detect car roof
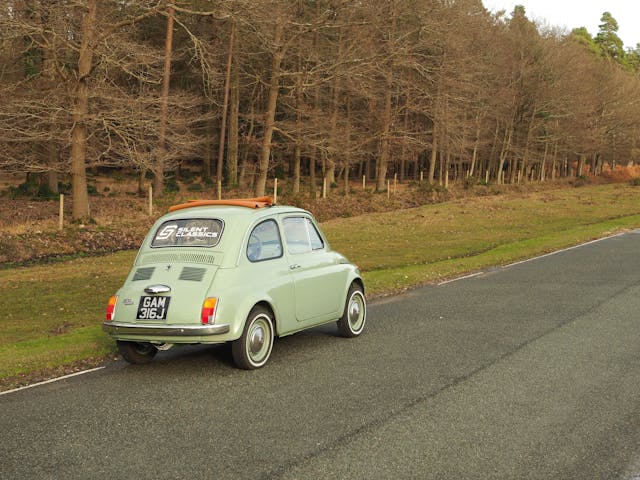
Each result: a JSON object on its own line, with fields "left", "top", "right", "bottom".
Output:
{"left": 165, "top": 197, "right": 309, "bottom": 219}
{"left": 157, "top": 203, "right": 312, "bottom": 229}
{"left": 169, "top": 196, "right": 274, "bottom": 212}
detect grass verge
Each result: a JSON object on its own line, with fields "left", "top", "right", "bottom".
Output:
{"left": 2, "top": 183, "right": 640, "bottom": 390}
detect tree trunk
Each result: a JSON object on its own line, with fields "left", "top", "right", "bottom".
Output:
{"left": 44, "top": 142, "right": 59, "bottom": 194}
{"left": 485, "top": 119, "right": 499, "bottom": 182}
{"left": 595, "top": 154, "right": 603, "bottom": 175}
{"left": 400, "top": 89, "right": 409, "bottom": 183}
{"left": 308, "top": 3, "right": 320, "bottom": 198}
{"left": 444, "top": 151, "right": 450, "bottom": 189}
{"left": 155, "top": 1, "right": 175, "bottom": 197}
{"left": 41, "top": 25, "right": 59, "bottom": 195}
{"left": 70, "top": 0, "right": 98, "bottom": 220}
{"left": 577, "top": 154, "right": 585, "bottom": 177}
{"left": 428, "top": 122, "right": 437, "bottom": 184}
{"left": 217, "top": 20, "right": 235, "bottom": 195}
{"left": 519, "top": 109, "right": 536, "bottom": 183}
{"left": 293, "top": 50, "right": 302, "bottom": 194}
{"left": 438, "top": 144, "right": 444, "bottom": 186}
{"left": 497, "top": 119, "right": 514, "bottom": 185}
{"left": 469, "top": 111, "right": 482, "bottom": 178}
{"left": 327, "top": 27, "right": 343, "bottom": 188}
{"left": 203, "top": 117, "right": 214, "bottom": 180}
{"left": 255, "top": 23, "right": 284, "bottom": 197}
{"left": 439, "top": 98, "right": 449, "bottom": 187}
{"left": 308, "top": 81, "right": 319, "bottom": 198}
{"left": 227, "top": 46, "right": 239, "bottom": 188}
{"left": 551, "top": 140, "right": 558, "bottom": 180}
{"left": 540, "top": 138, "right": 549, "bottom": 182}
{"left": 326, "top": 80, "right": 340, "bottom": 186}
{"left": 344, "top": 96, "right": 351, "bottom": 196}
{"left": 239, "top": 100, "right": 255, "bottom": 190}
{"left": 375, "top": 74, "right": 393, "bottom": 192}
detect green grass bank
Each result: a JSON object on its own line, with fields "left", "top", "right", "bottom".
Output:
{"left": 2, "top": 183, "right": 640, "bottom": 389}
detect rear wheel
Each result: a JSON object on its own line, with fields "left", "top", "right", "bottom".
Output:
{"left": 117, "top": 340, "right": 158, "bottom": 364}
{"left": 337, "top": 284, "right": 366, "bottom": 338}
{"left": 232, "top": 306, "right": 274, "bottom": 370}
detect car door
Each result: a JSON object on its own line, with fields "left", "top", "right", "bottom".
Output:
{"left": 242, "top": 218, "right": 297, "bottom": 332}
{"left": 281, "top": 215, "right": 346, "bottom": 323}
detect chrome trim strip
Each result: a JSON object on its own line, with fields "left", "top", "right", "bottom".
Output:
{"left": 102, "top": 322, "right": 230, "bottom": 336}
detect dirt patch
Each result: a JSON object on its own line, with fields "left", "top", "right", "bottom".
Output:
{"left": 0, "top": 195, "right": 153, "bottom": 266}
{"left": 0, "top": 175, "right": 603, "bottom": 266}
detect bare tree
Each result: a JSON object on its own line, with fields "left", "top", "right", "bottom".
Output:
{"left": 1, "top": 0, "right": 640, "bottom": 207}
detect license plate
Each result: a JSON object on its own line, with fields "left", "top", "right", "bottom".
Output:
{"left": 137, "top": 296, "right": 171, "bottom": 320}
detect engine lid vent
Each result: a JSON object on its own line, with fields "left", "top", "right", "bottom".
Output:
{"left": 132, "top": 267, "right": 155, "bottom": 281}
{"left": 179, "top": 267, "right": 206, "bottom": 282}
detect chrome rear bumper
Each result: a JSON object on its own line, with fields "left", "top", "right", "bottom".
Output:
{"left": 102, "top": 321, "right": 230, "bottom": 336}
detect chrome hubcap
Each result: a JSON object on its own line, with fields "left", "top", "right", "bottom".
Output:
{"left": 348, "top": 292, "right": 365, "bottom": 330}
{"left": 249, "top": 325, "right": 265, "bottom": 354}
{"left": 247, "top": 314, "right": 272, "bottom": 363}
{"left": 349, "top": 302, "right": 361, "bottom": 323}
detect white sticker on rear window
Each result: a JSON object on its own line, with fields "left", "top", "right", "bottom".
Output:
{"left": 151, "top": 219, "right": 223, "bottom": 248}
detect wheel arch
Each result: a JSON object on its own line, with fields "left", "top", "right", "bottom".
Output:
{"left": 351, "top": 277, "right": 365, "bottom": 294}
{"left": 337, "top": 275, "right": 365, "bottom": 319}
{"left": 252, "top": 300, "right": 279, "bottom": 337}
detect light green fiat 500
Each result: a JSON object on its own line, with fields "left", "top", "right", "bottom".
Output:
{"left": 103, "top": 197, "right": 366, "bottom": 369}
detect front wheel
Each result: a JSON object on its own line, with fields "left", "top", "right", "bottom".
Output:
{"left": 117, "top": 340, "right": 158, "bottom": 364}
{"left": 337, "top": 284, "right": 366, "bottom": 338}
{"left": 232, "top": 306, "right": 275, "bottom": 369}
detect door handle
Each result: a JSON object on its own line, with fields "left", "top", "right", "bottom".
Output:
{"left": 289, "top": 264, "right": 301, "bottom": 270}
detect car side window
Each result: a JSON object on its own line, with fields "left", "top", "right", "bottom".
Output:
{"left": 247, "top": 219, "right": 283, "bottom": 262}
{"left": 283, "top": 217, "right": 324, "bottom": 255}
{"left": 306, "top": 218, "right": 324, "bottom": 251}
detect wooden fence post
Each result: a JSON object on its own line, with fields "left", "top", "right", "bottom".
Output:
{"left": 148, "top": 185, "right": 153, "bottom": 216}
{"left": 274, "top": 178, "right": 278, "bottom": 204}
{"left": 58, "top": 194, "right": 64, "bottom": 230}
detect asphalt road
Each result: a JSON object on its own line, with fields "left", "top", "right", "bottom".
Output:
{"left": 2, "top": 231, "right": 640, "bottom": 480}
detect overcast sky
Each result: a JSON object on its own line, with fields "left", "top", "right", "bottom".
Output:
{"left": 482, "top": 0, "right": 640, "bottom": 49}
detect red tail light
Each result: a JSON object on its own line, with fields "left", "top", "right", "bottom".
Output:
{"left": 201, "top": 298, "right": 218, "bottom": 325}
{"left": 106, "top": 296, "right": 118, "bottom": 321}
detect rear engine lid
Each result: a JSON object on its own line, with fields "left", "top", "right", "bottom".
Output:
{"left": 116, "top": 261, "right": 219, "bottom": 325}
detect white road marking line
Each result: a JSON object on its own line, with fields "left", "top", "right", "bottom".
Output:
{"left": 502, "top": 232, "right": 626, "bottom": 269}
{"left": 437, "top": 272, "right": 483, "bottom": 286}
{"left": 0, "top": 366, "right": 105, "bottom": 396}
{"left": 437, "top": 231, "right": 628, "bottom": 286}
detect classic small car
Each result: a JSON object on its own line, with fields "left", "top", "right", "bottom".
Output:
{"left": 103, "top": 196, "right": 366, "bottom": 369}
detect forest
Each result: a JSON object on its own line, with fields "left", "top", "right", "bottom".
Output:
{"left": 1, "top": 0, "right": 639, "bottom": 220}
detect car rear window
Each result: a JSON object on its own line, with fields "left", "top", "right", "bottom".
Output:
{"left": 151, "top": 219, "right": 224, "bottom": 248}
